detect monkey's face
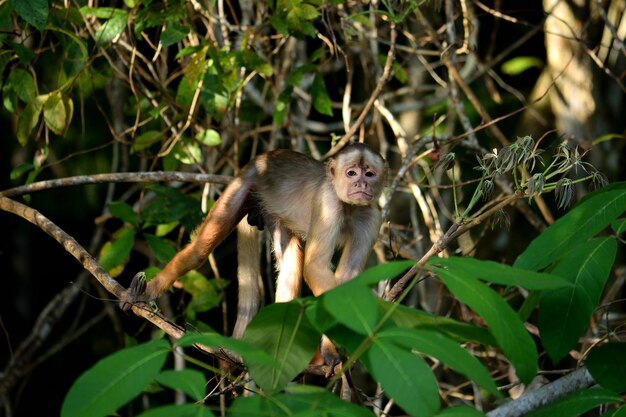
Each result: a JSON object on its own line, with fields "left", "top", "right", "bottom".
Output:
{"left": 329, "top": 148, "right": 386, "bottom": 206}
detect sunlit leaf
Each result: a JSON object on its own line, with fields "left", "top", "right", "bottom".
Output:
{"left": 431, "top": 257, "right": 571, "bottom": 290}
{"left": 43, "top": 92, "right": 67, "bottom": 135}
{"left": 99, "top": 226, "right": 136, "bottom": 276}
{"left": 515, "top": 182, "right": 626, "bottom": 271}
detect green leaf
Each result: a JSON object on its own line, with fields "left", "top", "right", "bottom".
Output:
{"left": 362, "top": 335, "right": 440, "bottom": 417}
{"left": 144, "top": 234, "right": 176, "bottom": 263}
{"left": 177, "top": 332, "right": 281, "bottom": 370}
{"left": 61, "top": 339, "right": 169, "bottom": 417}
{"left": 141, "top": 184, "right": 203, "bottom": 231}
{"left": 43, "top": 92, "right": 67, "bottom": 135}
{"left": 229, "top": 390, "right": 375, "bottom": 417}
{"left": 525, "top": 387, "right": 622, "bottom": 417}
{"left": 10, "top": 162, "right": 34, "bottom": 180}
{"left": 501, "top": 56, "right": 543, "bottom": 76}
{"left": 16, "top": 97, "right": 44, "bottom": 146}
{"left": 179, "top": 272, "right": 223, "bottom": 319}
{"left": 515, "top": 182, "right": 626, "bottom": 271}
{"left": 7, "top": 68, "right": 35, "bottom": 103}
{"left": 539, "top": 237, "right": 617, "bottom": 362}
{"left": 382, "top": 301, "right": 496, "bottom": 346}
{"left": 273, "top": 86, "right": 293, "bottom": 125}
{"left": 428, "top": 263, "right": 538, "bottom": 384}
{"left": 431, "top": 257, "right": 571, "bottom": 290}
{"left": 132, "top": 130, "right": 163, "bottom": 153}
{"left": 98, "top": 226, "right": 136, "bottom": 276}
{"left": 242, "top": 302, "right": 320, "bottom": 392}
{"left": 435, "top": 405, "right": 487, "bottom": 417}
{"left": 311, "top": 73, "right": 332, "bottom": 116}
{"left": 612, "top": 218, "right": 626, "bottom": 235}
{"left": 95, "top": 12, "right": 128, "bottom": 47}
{"left": 323, "top": 283, "right": 377, "bottom": 335}
{"left": 321, "top": 260, "right": 412, "bottom": 335}
{"left": 136, "top": 404, "right": 215, "bottom": 417}
{"left": 195, "top": 129, "right": 221, "bottom": 147}
{"left": 11, "top": 0, "right": 48, "bottom": 31}
{"left": 155, "top": 369, "right": 206, "bottom": 401}
{"left": 108, "top": 201, "right": 138, "bottom": 226}
{"left": 79, "top": 6, "right": 128, "bottom": 19}
{"left": 586, "top": 342, "right": 626, "bottom": 392}
{"left": 381, "top": 327, "right": 499, "bottom": 395}
{"left": 160, "top": 24, "right": 188, "bottom": 47}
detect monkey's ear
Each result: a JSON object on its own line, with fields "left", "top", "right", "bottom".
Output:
{"left": 326, "top": 158, "right": 337, "bottom": 178}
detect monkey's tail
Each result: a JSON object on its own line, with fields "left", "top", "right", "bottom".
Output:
{"left": 232, "top": 218, "right": 262, "bottom": 339}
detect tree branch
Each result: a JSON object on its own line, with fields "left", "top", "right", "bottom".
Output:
{"left": 487, "top": 368, "right": 595, "bottom": 417}
{"left": 0, "top": 172, "right": 232, "bottom": 198}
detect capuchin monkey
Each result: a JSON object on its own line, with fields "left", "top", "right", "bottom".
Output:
{"left": 120, "top": 143, "right": 387, "bottom": 372}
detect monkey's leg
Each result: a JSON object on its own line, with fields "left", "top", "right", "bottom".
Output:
{"left": 274, "top": 230, "right": 303, "bottom": 303}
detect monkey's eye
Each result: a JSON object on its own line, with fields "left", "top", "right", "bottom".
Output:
{"left": 346, "top": 170, "right": 358, "bottom": 177}
{"left": 365, "top": 171, "right": 376, "bottom": 178}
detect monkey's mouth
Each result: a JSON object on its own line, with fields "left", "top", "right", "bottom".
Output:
{"left": 350, "top": 191, "right": 373, "bottom": 200}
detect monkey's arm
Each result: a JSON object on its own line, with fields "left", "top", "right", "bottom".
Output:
{"left": 335, "top": 207, "right": 381, "bottom": 283}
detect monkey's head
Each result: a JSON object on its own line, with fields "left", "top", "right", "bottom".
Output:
{"left": 327, "top": 143, "right": 387, "bottom": 206}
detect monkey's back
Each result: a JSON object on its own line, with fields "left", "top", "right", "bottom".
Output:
{"left": 249, "top": 150, "right": 340, "bottom": 236}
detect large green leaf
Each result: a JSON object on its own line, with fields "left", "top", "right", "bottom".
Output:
{"left": 428, "top": 264, "right": 538, "bottom": 383}
{"left": 585, "top": 342, "right": 626, "bottom": 392}
{"left": 229, "top": 387, "right": 375, "bottom": 417}
{"left": 136, "top": 404, "right": 215, "bottom": 417}
{"left": 242, "top": 302, "right": 320, "bottom": 392}
{"left": 525, "top": 387, "right": 622, "bottom": 417}
{"left": 61, "top": 339, "right": 169, "bottom": 417}
{"left": 362, "top": 335, "right": 440, "bottom": 417}
{"left": 381, "top": 301, "right": 496, "bottom": 346}
{"left": 431, "top": 257, "right": 571, "bottom": 289}
{"left": 434, "top": 406, "right": 487, "bottom": 417}
{"left": 380, "top": 328, "right": 499, "bottom": 396}
{"left": 515, "top": 182, "right": 626, "bottom": 271}
{"left": 10, "top": 0, "right": 48, "bottom": 31}
{"left": 155, "top": 369, "right": 206, "bottom": 401}
{"left": 539, "top": 237, "right": 617, "bottom": 362}
{"left": 323, "top": 283, "right": 377, "bottom": 335}
{"left": 321, "top": 261, "right": 412, "bottom": 335}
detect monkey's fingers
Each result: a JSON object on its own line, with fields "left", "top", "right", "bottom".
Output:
{"left": 119, "top": 272, "right": 148, "bottom": 312}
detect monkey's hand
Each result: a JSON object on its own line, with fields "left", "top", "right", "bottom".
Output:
{"left": 320, "top": 335, "right": 341, "bottom": 378}
{"left": 119, "top": 272, "right": 148, "bottom": 312}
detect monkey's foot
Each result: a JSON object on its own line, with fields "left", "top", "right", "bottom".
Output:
{"left": 119, "top": 272, "right": 147, "bottom": 312}
{"left": 320, "top": 335, "right": 342, "bottom": 378}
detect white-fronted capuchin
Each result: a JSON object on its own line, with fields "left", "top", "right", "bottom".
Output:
{"left": 120, "top": 143, "right": 387, "bottom": 371}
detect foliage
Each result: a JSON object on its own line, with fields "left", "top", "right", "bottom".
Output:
{"left": 1, "top": 0, "right": 625, "bottom": 416}
{"left": 62, "top": 184, "right": 625, "bottom": 416}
